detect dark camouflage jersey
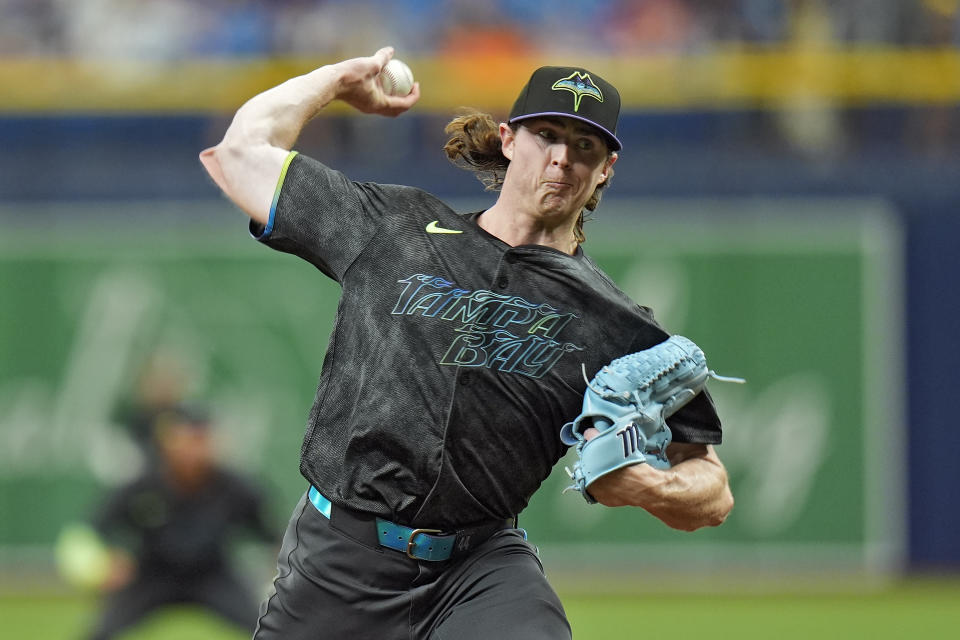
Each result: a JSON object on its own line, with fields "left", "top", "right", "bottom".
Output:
{"left": 252, "top": 152, "right": 721, "bottom": 529}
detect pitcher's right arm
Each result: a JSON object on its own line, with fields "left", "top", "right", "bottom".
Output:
{"left": 199, "top": 46, "right": 420, "bottom": 225}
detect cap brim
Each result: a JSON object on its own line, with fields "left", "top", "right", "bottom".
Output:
{"left": 509, "top": 112, "right": 622, "bottom": 151}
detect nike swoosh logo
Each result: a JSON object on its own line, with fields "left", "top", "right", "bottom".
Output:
{"left": 425, "top": 220, "right": 463, "bottom": 234}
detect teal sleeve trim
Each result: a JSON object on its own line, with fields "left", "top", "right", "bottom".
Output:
{"left": 254, "top": 150, "right": 298, "bottom": 239}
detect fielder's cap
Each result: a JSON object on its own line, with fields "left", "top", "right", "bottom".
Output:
{"left": 509, "top": 66, "right": 622, "bottom": 151}
{"left": 154, "top": 403, "right": 211, "bottom": 432}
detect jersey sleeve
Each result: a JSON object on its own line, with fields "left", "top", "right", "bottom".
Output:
{"left": 249, "top": 151, "right": 400, "bottom": 282}
{"left": 229, "top": 473, "right": 278, "bottom": 543}
{"left": 89, "top": 482, "right": 138, "bottom": 551}
{"left": 626, "top": 316, "right": 723, "bottom": 445}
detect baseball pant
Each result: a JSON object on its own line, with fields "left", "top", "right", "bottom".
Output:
{"left": 85, "top": 569, "right": 259, "bottom": 640}
{"left": 254, "top": 491, "right": 571, "bottom": 640}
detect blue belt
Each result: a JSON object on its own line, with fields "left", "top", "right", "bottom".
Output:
{"left": 308, "top": 486, "right": 513, "bottom": 562}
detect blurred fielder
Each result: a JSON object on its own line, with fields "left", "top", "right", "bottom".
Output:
{"left": 69, "top": 405, "right": 276, "bottom": 640}
{"left": 200, "top": 46, "right": 733, "bottom": 639}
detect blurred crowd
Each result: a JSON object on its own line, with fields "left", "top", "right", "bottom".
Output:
{"left": 2, "top": 0, "right": 959, "bottom": 59}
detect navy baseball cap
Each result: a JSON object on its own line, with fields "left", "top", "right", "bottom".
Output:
{"left": 509, "top": 66, "right": 622, "bottom": 151}
{"left": 155, "top": 403, "right": 211, "bottom": 431}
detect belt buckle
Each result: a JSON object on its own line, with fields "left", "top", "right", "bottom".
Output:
{"left": 405, "top": 528, "right": 442, "bottom": 559}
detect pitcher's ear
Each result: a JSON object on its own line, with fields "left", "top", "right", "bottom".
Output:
{"left": 500, "top": 123, "right": 516, "bottom": 161}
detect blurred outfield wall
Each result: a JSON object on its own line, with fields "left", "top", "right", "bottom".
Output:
{"left": 0, "top": 197, "right": 903, "bottom": 579}
{"left": 1, "top": 50, "right": 959, "bottom": 573}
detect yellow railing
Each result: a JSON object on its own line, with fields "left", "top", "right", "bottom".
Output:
{"left": 2, "top": 48, "right": 958, "bottom": 113}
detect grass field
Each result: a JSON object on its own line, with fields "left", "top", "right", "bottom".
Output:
{"left": 4, "top": 579, "right": 960, "bottom": 639}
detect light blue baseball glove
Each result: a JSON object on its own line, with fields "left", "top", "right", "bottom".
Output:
{"left": 561, "top": 335, "right": 743, "bottom": 503}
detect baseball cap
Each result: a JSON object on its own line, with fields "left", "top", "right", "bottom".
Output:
{"left": 509, "top": 66, "right": 622, "bottom": 151}
{"left": 154, "top": 403, "right": 211, "bottom": 432}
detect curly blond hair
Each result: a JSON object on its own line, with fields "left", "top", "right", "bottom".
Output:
{"left": 443, "top": 110, "right": 614, "bottom": 244}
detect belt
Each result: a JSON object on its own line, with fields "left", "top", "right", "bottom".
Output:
{"left": 308, "top": 486, "right": 514, "bottom": 562}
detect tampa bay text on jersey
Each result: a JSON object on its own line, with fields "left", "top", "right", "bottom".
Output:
{"left": 392, "top": 274, "right": 582, "bottom": 379}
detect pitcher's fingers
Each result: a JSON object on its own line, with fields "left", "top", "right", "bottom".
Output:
{"left": 372, "top": 46, "right": 395, "bottom": 70}
{"left": 382, "top": 82, "right": 420, "bottom": 115}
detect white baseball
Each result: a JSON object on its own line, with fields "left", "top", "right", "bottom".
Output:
{"left": 378, "top": 59, "right": 415, "bottom": 97}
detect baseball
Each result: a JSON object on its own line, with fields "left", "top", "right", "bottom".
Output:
{"left": 379, "top": 58, "right": 415, "bottom": 97}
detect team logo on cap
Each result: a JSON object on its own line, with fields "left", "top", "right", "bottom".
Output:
{"left": 551, "top": 71, "right": 603, "bottom": 112}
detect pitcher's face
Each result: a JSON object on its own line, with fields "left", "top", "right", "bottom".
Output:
{"left": 500, "top": 117, "right": 615, "bottom": 223}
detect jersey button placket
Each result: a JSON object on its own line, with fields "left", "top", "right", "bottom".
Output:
{"left": 498, "top": 252, "right": 516, "bottom": 289}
